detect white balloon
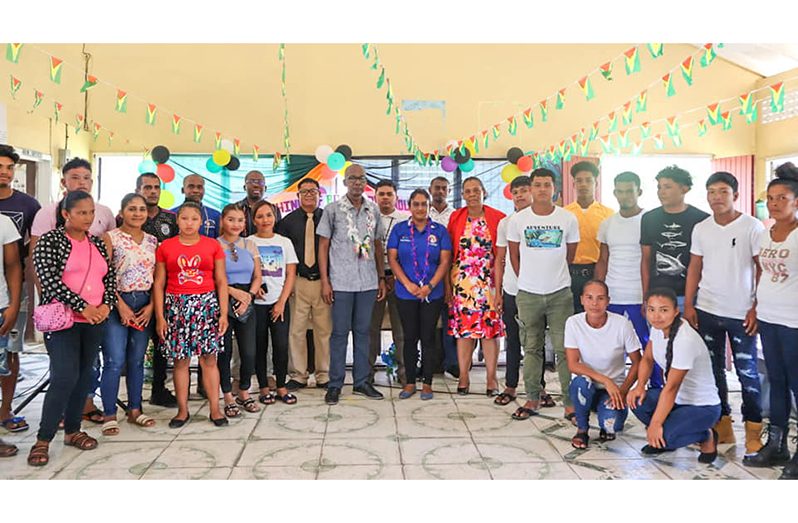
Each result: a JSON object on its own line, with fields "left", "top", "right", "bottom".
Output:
{"left": 315, "top": 144, "right": 334, "bottom": 163}
{"left": 221, "top": 139, "right": 235, "bottom": 152}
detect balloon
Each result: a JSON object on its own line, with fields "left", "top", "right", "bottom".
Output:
{"left": 454, "top": 147, "right": 471, "bottom": 164}
{"left": 441, "top": 156, "right": 457, "bottom": 172}
{"left": 151, "top": 145, "right": 170, "bottom": 164}
{"left": 501, "top": 163, "right": 521, "bottom": 183}
{"left": 327, "top": 152, "right": 345, "bottom": 171}
{"left": 158, "top": 189, "right": 175, "bottom": 208}
{"left": 503, "top": 184, "right": 513, "bottom": 200}
{"left": 338, "top": 160, "right": 352, "bottom": 174}
{"left": 226, "top": 156, "right": 240, "bottom": 171}
{"left": 517, "top": 155, "right": 533, "bottom": 172}
{"left": 212, "top": 149, "right": 231, "bottom": 167}
{"left": 156, "top": 163, "right": 175, "bottom": 183}
{"left": 335, "top": 144, "right": 353, "bottom": 161}
{"left": 206, "top": 157, "right": 223, "bottom": 173}
{"left": 315, "top": 144, "right": 334, "bottom": 163}
{"left": 138, "top": 160, "right": 157, "bottom": 174}
{"left": 506, "top": 147, "right": 524, "bottom": 164}
{"left": 459, "top": 158, "right": 475, "bottom": 172}
{"left": 321, "top": 166, "right": 338, "bottom": 180}
{"left": 464, "top": 140, "right": 476, "bottom": 156}
{"left": 220, "top": 139, "right": 235, "bottom": 152}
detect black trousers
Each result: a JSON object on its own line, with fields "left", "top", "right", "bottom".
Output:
{"left": 569, "top": 263, "right": 595, "bottom": 314}
{"left": 396, "top": 298, "right": 443, "bottom": 385}
{"left": 218, "top": 311, "right": 258, "bottom": 393}
{"left": 255, "top": 303, "right": 290, "bottom": 389}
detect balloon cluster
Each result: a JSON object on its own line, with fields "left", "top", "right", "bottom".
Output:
{"left": 501, "top": 147, "right": 534, "bottom": 200}
{"left": 440, "top": 139, "right": 475, "bottom": 173}
{"left": 206, "top": 142, "right": 241, "bottom": 174}
{"left": 315, "top": 144, "right": 353, "bottom": 180}
{"left": 138, "top": 145, "right": 176, "bottom": 208}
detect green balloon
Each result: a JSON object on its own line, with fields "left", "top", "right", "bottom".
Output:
{"left": 206, "top": 157, "right": 223, "bottom": 173}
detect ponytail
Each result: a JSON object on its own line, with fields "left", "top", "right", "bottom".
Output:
{"left": 664, "top": 313, "right": 682, "bottom": 380}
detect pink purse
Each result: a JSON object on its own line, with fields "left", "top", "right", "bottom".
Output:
{"left": 33, "top": 241, "right": 93, "bottom": 333}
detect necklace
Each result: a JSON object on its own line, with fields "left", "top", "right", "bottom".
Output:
{"left": 409, "top": 218, "right": 432, "bottom": 301}
{"left": 343, "top": 197, "right": 375, "bottom": 259}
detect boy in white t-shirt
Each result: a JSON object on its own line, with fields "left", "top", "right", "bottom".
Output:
{"left": 565, "top": 280, "right": 642, "bottom": 449}
{"left": 0, "top": 212, "right": 22, "bottom": 448}
{"left": 684, "top": 171, "right": 765, "bottom": 454}
{"left": 507, "top": 168, "right": 580, "bottom": 422}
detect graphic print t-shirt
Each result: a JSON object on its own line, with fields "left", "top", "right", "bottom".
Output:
{"left": 248, "top": 234, "right": 298, "bottom": 305}
{"left": 506, "top": 206, "right": 580, "bottom": 295}
{"left": 156, "top": 236, "right": 225, "bottom": 295}
{"left": 640, "top": 205, "right": 708, "bottom": 296}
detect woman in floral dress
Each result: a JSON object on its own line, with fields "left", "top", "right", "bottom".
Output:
{"left": 447, "top": 177, "right": 506, "bottom": 396}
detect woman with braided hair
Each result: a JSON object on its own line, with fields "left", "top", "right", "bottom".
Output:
{"left": 627, "top": 287, "right": 721, "bottom": 463}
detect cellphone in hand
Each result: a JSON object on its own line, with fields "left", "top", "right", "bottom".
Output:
{"left": 127, "top": 319, "right": 145, "bottom": 331}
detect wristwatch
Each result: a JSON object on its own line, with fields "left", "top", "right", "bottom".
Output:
{"left": 426, "top": 283, "right": 434, "bottom": 291}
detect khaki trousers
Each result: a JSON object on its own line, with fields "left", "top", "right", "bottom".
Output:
{"left": 287, "top": 277, "right": 331, "bottom": 385}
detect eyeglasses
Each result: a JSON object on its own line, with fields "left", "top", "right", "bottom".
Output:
{"left": 347, "top": 176, "right": 367, "bottom": 184}
{"left": 299, "top": 189, "right": 319, "bottom": 196}
{"left": 246, "top": 180, "right": 266, "bottom": 187}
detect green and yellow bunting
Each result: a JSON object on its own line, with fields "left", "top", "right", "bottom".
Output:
{"left": 252, "top": 145, "right": 259, "bottom": 162}
{"left": 492, "top": 123, "right": 501, "bottom": 140}
{"left": 589, "top": 121, "right": 600, "bottom": 141}
{"left": 482, "top": 130, "right": 490, "bottom": 149}
{"left": 607, "top": 111, "right": 618, "bottom": 133}
{"left": 79, "top": 75, "right": 98, "bottom": 93}
{"left": 5, "top": 44, "right": 23, "bottom": 63}
{"left": 721, "top": 111, "right": 732, "bottom": 131}
{"left": 636, "top": 90, "right": 648, "bottom": 113}
{"left": 770, "top": 82, "right": 785, "bottom": 113}
{"left": 738, "top": 91, "right": 755, "bottom": 115}
{"left": 599, "top": 135, "right": 613, "bottom": 154}
{"left": 273, "top": 152, "right": 282, "bottom": 171}
{"left": 624, "top": 47, "right": 641, "bottom": 75}
{"left": 622, "top": 101, "right": 633, "bottom": 125}
{"left": 700, "top": 44, "right": 716, "bottom": 67}
{"left": 641, "top": 121, "right": 652, "bottom": 138}
{"left": 92, "top": 122, "right": 101, "bottom": 141}
{"left": 32, "top": 89, "right": 44, "bottom": 110}
{"left": 697, "top": 119, "right": 708, "bottom": 137}
{"left": 746, "top": 105, "right": 759, "bottom": 124}
{"left": 617, "top": 129, "right": 630, "bottom": 149}
{"left": 539, "top": 100, "right": 549, "bottom": 122}
{"left": 53, "top": 101, "right": 62, "bottom": 123}
{"left": 680, "top": 56, "right": 694, "bottom": 86}
{"left": 9, "top": 75, "right": 21, "bottom": 99}
{"left": 394, "top": 107, "right": 401, "bottom": 135}
{"left": 507, "top": 116, "right": 518, "bottom": 136}
{"left": 647, "top": 43, "right": 664, "bottom": 58}
{"left": 522, "top": 107, "right": 534, "bottom": 128}
{"left": 145, "top": 104, "right": 157, "bottom": 126}
{"left": 234, "top": 138, "right": 241, "bottom": 156}
{"left": 49, "top": 56, "right": 63, "bottom": 84}
{"left": 171, "top": 114, "right": 182, "bottom": 135}
{"left": 578, "top": 76, "right": 594, "bottom": 100}
{"left": 662, "top": 73, "right": 676, "bottom": 97}
{"left": 654, "top": 134, "right": 665, "bottom": 149}
{"left": 361, "top": 44, "right": 370, "bottom": 58}
{"left": 214, "top": 132, "right": 222, "bottom": 150}
{"left": 115, "top": 90, "right": 127, "bottom": 113}
{"left": 376, "top": 67, "right": 385, "bottom": 89}
{"left": 569, "top": 133, "right": 579, "bottom": 155}
{"left": 193, "top": 124, "right": 203, "bottom": 143}
{"left": 108, "top": 131, "right": 114, "bottom": 147}
{"left": 74, "top": 113, "right": 84, "bottom": 133}
{"left": 666, "top": 116, "right": 682, "bottom": 146}
{"left": 579, "top": 139, "right": 590, "bottom": 157}
{"left": 555, "top": 88, "right": 566, "bottom": 110}
{"left": 599, "top": 61, "right": 613, "bottom": 81}
{"left": 631, "top": 140, "right": 644, "bottom": 155}
{"left": 706, "top": 102, "right": 721, "bottom": 125}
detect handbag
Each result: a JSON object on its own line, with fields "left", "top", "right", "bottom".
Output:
{"left": 229, "top": 283, "right": 254, "bottom": 323}
{"left": 33, "top": 239, "right": 94, "bottom": 333}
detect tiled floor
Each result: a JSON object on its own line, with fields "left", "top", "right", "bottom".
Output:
{"left": 0, "top": 352, "right": 792, "bottom": 480}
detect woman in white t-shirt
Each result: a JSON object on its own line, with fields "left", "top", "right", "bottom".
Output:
{"left": 745, "top": 163, "right": 798, "bottom": 479}
{"left": 565, "top": 280, "right": 642, "bottom": 449}
{"left": 248, "top": 201, "right": 298, "bottom": 405}
{"left": 627, "top": 287, "right": 721, "bottom": 463}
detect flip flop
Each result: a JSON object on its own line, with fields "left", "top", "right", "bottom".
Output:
{"left": 127, "top": 414, "right": 156, "bottom": 427}
{"left": 494, "top": 392, "right": 516, "bottom": 406}
{"left": 101, "top": 420, "right": 119, "bottom": 436}
{"left": 1, "top": 416, "right": 29, "bottom": 433}
{"left": 276, "top": 393, "right": 298, "bottom": 405}
{"left": 511, "top": 406, "right": 538, "bottom": 420}
{"left": 235, "top": 397, "right": 260, "bottom": 413}
{"left": 540, "top": 393, "right": 556, "bottom": 408}
{"left": 0, "top": 441, "right": 18, "bottom": 457}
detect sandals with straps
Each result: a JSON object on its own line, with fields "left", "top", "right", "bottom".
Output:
{"left": 27, "top": 443, "right": 49, "bottom": 466}
{"left": 494, "top": 392, "right": 516, "bottom": 406}
{"left": 64, "top": 431, "right": 98, "bottom": 451}
{"left": 235, "top": 397, "right": 260, "bottom": 413}
{"left": 571, "top": 431, "right": 590, "bottom": 449}
{"left": 224, "top": 403, "right": 241, "bottom": 418}
{"left": 101, "top": 420, "right": 119, "bottom": 436}
{"left": 128, "top": 414, "right": 156, "bottom": 427}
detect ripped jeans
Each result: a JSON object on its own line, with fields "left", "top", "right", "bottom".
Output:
{"left": 569, "top": 375, "right": 628, "bottom": 433}
{"left": 696, "top": 309, "right": 762, "bottom": 423}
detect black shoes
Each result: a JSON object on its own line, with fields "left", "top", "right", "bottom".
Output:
{"left": 641, "top": 445, "right": 672, "bottom": 455}
{"left": 353, "top": 382, "right": 384, "bottom": 400}
{"left": 744, "top": 425, "right": 790, "bottom": 467}
{"left": 285, "top": 380, "right": 307, "bottom": 391}
{"left": 325, "top": 387, "right": 341, "bottom": 405}
{"left": 209, "top": 416, "right": 229, "bottom": 427}
{"left": 168, "top": 416, "right": 189, "bottom": 429}
{"left": 149, "top": 389, "right": 178, "bottom": 408}
{"left": 444, "top": 366, "right": 460, "bottom": 379}
{"left": 316, "top": 381, "right": 330, "bottom": 389}
{"left": 698, "top": 429, "right": 719, "bottom": 464}
{"left": 780, "top": 446, "right": 798, "bottom": 480}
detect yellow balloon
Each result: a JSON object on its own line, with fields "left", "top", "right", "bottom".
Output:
{"left": 501, "top": 163, "right": 521, "bottom": 183}
{"left": 212, "top": 149, "right": 231, "bottom": 167}
{"left": 338, "top": 160, "right": 352, "bottom": 175}
{"left": 464, "top": 140, "right": 476, "bottom": 156}
{"left": 159, "top": 190, "right": 175, "bottom": 209}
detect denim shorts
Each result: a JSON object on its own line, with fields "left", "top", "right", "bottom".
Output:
{"left": 0, "top": 296, "right": 28, "bottom": 353}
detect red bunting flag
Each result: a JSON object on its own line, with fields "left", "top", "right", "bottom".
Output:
{"left": 214, "top": 132, "right": 222, "bottom": 149}
{"left": 599, "top": 62, "right": 613, "bottom": 81}
{"left": 706, "top": 102, "right": 721, "bottom": 125}
{"left": 171, "top": 114, "right": 182, "bottom": 135}
{"left": 193, "top": 124, "right": 203, "bottom": 143}
{"left": 522, "top": 107, "right": 534, "bottom": 128}
{"left": 680, "top": 56, "right": 694, "bottom": 86}
{"left": 115, "top": 90, "right": 128, "bottom": 113}
{"left": 253, "top": 145, "right": 260, "bottom": 162}
{"left": 49, "top": 56, "right": 63, "bottom": 84}
{"left": 233, "top": 138, "right": 241, "bottom": 155}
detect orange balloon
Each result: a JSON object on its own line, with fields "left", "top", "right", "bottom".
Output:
{"left": 321, "top": 166, "right": 338, "bottom": 180}
{"left": 503, "top": 183, "right": 513, "bottom": 200}
{"left": 517, "top": 155, "right": 533, "bottom": 172}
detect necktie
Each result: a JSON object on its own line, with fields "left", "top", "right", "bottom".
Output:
{"left": 304, "top": 212, "right": 316, "bottom": 267}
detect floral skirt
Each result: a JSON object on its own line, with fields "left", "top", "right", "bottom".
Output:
{"left": 448, "top": 306, "right": 505, "bottom": 339}
{"left": 162, "top": 291, "right": 222, "bottom": 360}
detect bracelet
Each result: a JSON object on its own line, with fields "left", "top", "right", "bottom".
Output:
{"left": 379, "top": 276, "right": 386, "bottom": 281}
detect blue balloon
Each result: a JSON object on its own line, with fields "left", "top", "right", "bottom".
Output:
{"left": 138, "top": 160, "right": 157, "bottom": 174}
{"left": 327, "top": 152, "right": 345, "bottom": 171}
{"left": 459, "top": 158, "right": 475, "bottom": 172}
{"left": 206, "top": 157, "right": 223, "bottom": 173}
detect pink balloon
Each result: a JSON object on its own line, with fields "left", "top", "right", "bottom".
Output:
{"left": 441, "top": 156, "right": 457, "bottom": 172}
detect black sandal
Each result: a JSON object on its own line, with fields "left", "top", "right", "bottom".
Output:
{"left": 540, "top": 393, "right": 556, "bottom": 408}
{"left": 224, "top": 403, "right": 241, "bottom": 418}
{"left": 511, "top": 406, "right": 538, "bottom": 420}
{"left": 236, "top": 397, "right": 260, "bottom": 413}
{"left": 494, "top": 392, "right": 516, "bottom": 406}
{"left": 571, "top": 431, "right": 590, "bottom": 449}
{"left": 599, "top": 429, "right": 616, "bottom": 442}
{"left": 564, "top": 412, "right": 578, "bottom": 426}
{"left": 259, "top": 392, "right": 276, "bottom": 405}
{"left": 276, "top": 392, "right": 298, "bottom": 405}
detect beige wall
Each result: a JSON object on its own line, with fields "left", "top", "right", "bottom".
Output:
{"left": 754, "top": 67, "right": 798, "bottom": 197}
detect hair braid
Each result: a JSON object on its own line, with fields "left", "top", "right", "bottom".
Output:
{"left": 665, "top": 313, "right": 682, "bottom": 380}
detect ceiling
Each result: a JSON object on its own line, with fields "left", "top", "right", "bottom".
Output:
{"left": 708, "top": 43, "right": 798, "bottom": 76}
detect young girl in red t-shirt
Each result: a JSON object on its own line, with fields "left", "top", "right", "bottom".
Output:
{"left": 153, "top": 201, "right": 229, "bottom": 428}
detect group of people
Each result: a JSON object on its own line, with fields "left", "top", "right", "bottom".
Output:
{"left": 0, "top": 143, "right": 795, "bottom": 480}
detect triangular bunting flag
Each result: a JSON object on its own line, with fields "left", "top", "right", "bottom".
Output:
{"left": 49, "top": 56, "right": 63, "bottom": 84}
{"left": 700, "top": 44, "right": 716, "bottom": 68}
{"left": 32, "top": 89, "right": 44, "bottom": 110}
{"left": 631, "top": 140, "right": 644, "bottom": 155}
{"left": 92, "top": 122, "right": 101, "bottom": 141}
{"left": 9, "top": 75, "right": 21, "bottom": 99}
{"left": 579, "top": 139, "right": 590, "bottom": 157}
{"left": 482, "top": 130, "right": 490, "bottom": 149}
{"left": 214, "top": 132, "right": 222, "bottom": 150}
{"left": 115, "top": 90, "right": 127, "bottom": 113}
{"left": 578, "top": 76, "right": 594, "bottom": 100}
{"left": 376, "top": 67, "right": 385, "bottom": 89}
{"left": 738, "top": 92, "right": 755, "bottom": 115}
{"left": 558, "top": 141, "right": 567, "bottom": 159}
{"left": 721, "top": 111, "right": 733, "bottom": 131}
{"left": 361, "top": 44, "right": 370, "bottom": 58}
{"left": 706, "top": 103, "right": 721, "bottom": 125}
{"left": 569, "top": 134, "right": 579, "bottom": 154}
{"left": 80, "top": 75, "right": 98, "bottom": 93}
{"left": 624, "top": 47, "right": 641, "bottom": 75}
{"left": 697, "top": 119, "right": 708, "bottom": 137}
{"left": 507, "top": 116, "right": 518, "bottom": 136}
{"left": 622, "top": 101, "right": 634, "bottom": 125}
{"left": 641, "top": 121, "right": 652, "bottom": 138}
{"left": 395, "top": 107, "right": 401, "bottom": 135}
{"left": 654, "top": 134, "right": 665, "bottom": 150}
{"left": 647, "top": 43, "right": 664, "bottom": 58}
{"left": 252, "top": 145, "right": 260, "bottom": 162}
{"left": 539, "top": 100, "right": 549, "bottom": 122}
{"left": 5, "top": 44, "right": 23, "bottom": 63}
{"left": 145, "top": 103, "right": 157, "bottom": 126}
{"left": 599, "top": 135, "right": 613, "bottom": 154}
{"left": 193, "top": 124, "right": 203, "bottom": 143}
{"left": 680, "top": 56, "right": 694, "bottom": 86}
{"left": 492, "top": 124, "right": 501, "bottom": 140}
{"left": 555, "top": 89, "right": 566, "bottom": 110}
{"left": 234, "top": 138, "right": 241, "bottom": 156}
{"left": 636, "top": 90, "right": 648, "bottom": 113}
{"left": 171, "top": 114, "right": 182, "bottom": 135}
{"left": 666, "top": 117, "right": 682, "bottom": 146}
{"left": 746, "top": 105, "right": 759, "bottom": 124}
{"left": 273, "top": 152, "right": 282, "bottom": 170}
{"left": 74, "top": 114, "right": 84, "bottom": 133}
{"left": 618, "top": 129, "right": 630, "bottom": 149}
{"left": 473, "top": 136, "right": 480, "bottom": 154}
{"left": 607, "top": 111, "right": 618, "bottom": 133}
{"left": 589, "top": 121, "right": 600, "bottom": 141}
{"left": 770, "top": 82, "right": 785, "bottom": 113}
{"left": 662, "top": 73, "right": 676, "bottom": 97}
{"left": 108, "top": 131, "right": 114, "bottom": 147}
{"left": 53, "top": 101, "right": 62, "bottom": 123}
{"left": 599, "top": 62, "right": 613, "bottom": 81}
{"left": 522, "top": 107, "right": 534, "bottom": 128}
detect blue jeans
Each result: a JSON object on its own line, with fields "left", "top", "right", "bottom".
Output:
{"left": 569, "top": 375, "right": 628, "bottom": 432}
{"left": 329, "top": 290, "right": 377, "bottom": 389}
{"left": 697, "top": 309, "right": 762, "bottom": 422}
{"left": 100, "top": 291, "right": 152, "bottom": 416}
{"left": 758, "top": 320, "right": 798, "bottom": 429}
{"left": 607, "top": 303, "right": 664, "bottom": 389}
{"left": 631, "top": 388, "right": 721, "bottom": 450}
